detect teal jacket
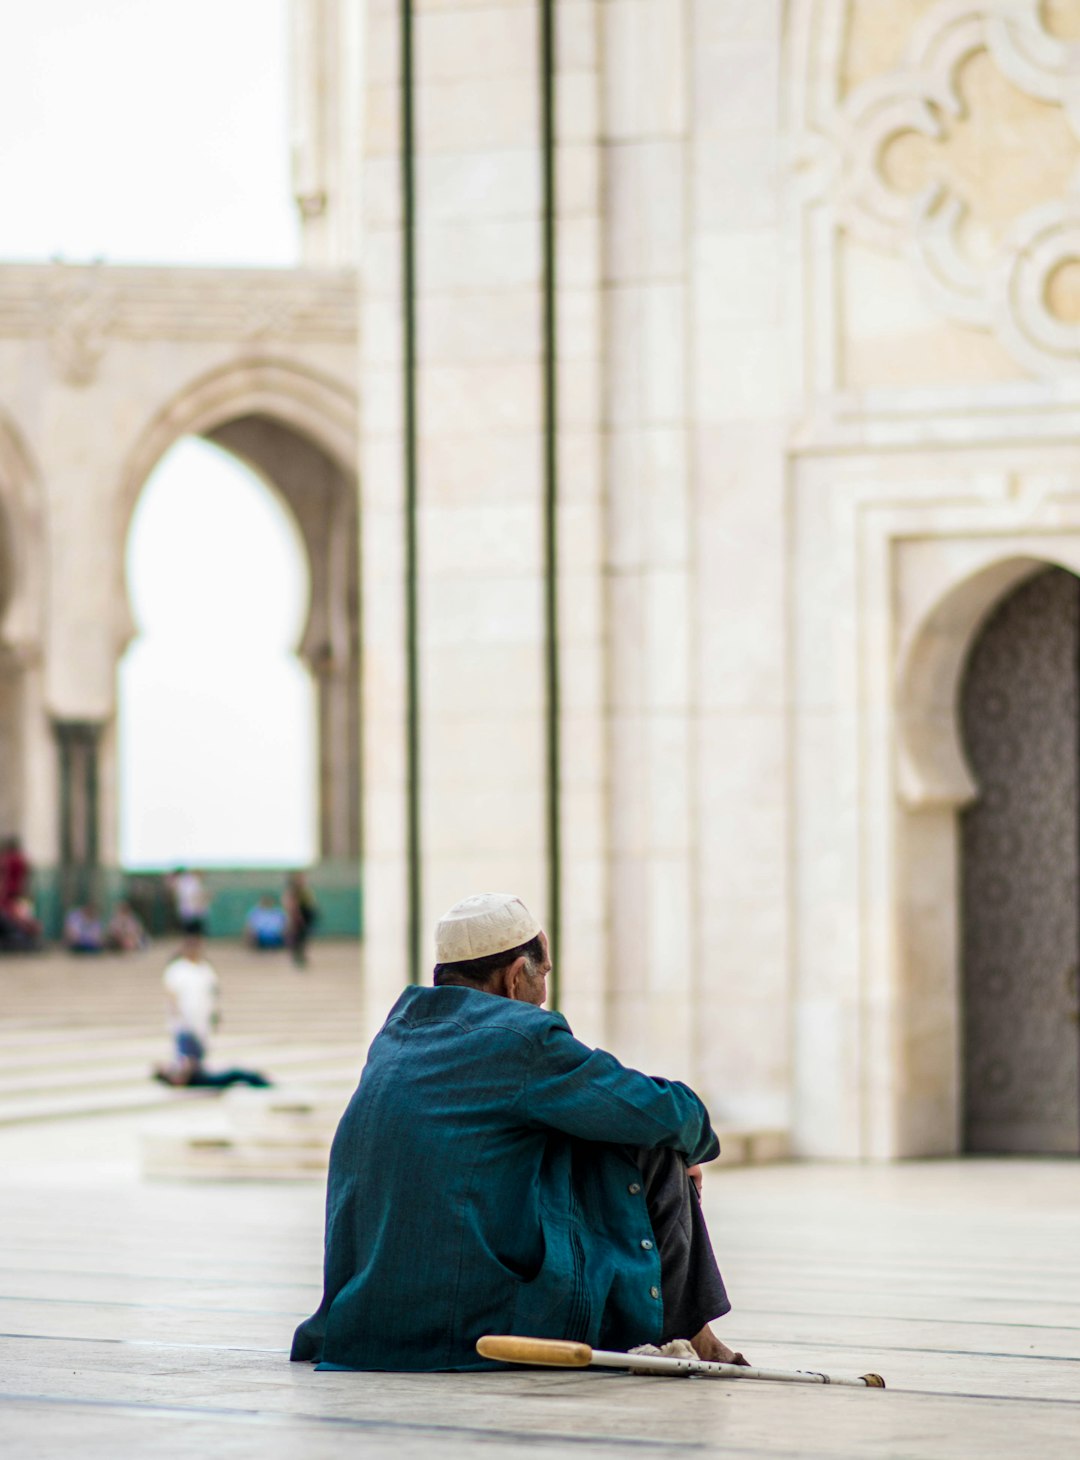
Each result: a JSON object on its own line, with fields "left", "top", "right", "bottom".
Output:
{"left": 291, "top": 985, "right": 719, "bottom": 1371}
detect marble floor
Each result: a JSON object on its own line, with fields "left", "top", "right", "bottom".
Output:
{"left": 1, "top": 1111, "right": 1077, "bottom": 1459}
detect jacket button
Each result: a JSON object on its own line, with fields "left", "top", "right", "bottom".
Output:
{"left": 640, "top": 1239, "right": 654, "bottom": 1250}
{"left": 628, "top": 1182, "right": 641, "bottom": 1195}
{"left": 650, "top": 1286, "right": 660, "bottom": 1299}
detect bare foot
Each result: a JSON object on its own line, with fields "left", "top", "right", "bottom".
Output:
{"left": 691, "top": 1323, "right": 749, "bottom": 1367}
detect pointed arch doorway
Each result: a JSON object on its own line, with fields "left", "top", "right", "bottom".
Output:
{"left": 960, "top": 565, "right": 1080, "bottom": 1153}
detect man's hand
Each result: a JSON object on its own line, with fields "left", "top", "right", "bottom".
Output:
{"left": 686, "top": 1164, "right": 703, "bottom": 1197}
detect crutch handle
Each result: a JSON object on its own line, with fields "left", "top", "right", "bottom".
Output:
{"left": 476, "top": 1335, "right": 593, "bottom": 1368}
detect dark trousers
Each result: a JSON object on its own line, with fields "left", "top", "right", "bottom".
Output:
{"left": 632, "top": 1146, "right": 731, "bottom": 1342}
{"left": 188, "top": 1067, "right": 272, "bottom": 1089}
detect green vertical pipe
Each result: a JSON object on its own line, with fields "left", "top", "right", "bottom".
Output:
{"left": 86, "top": 725, "right": 100, "bottom": 906}
{"left": 57, "top": 724, "right": 72, "bottom": 911}
{"left": 540, "top": 0, "right": 561, "bottom": 1008}
{"left": 401, "top": 0, "right": 422, "bottom": 984}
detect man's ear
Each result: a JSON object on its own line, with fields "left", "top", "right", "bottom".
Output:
{"left": 503, "top": 955, "right": 528, "bottom": 1001}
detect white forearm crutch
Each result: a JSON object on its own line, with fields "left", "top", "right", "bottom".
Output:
{"left": 476, "top": 1336, "right": 886, "bottom": 1388}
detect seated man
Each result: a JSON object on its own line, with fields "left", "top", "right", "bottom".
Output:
{"left": 0, "top": 895, "right": 42, "bottom": 952}
{"left": 64, "top": 903, "right": 104, "bottom": 954}
{"left": 292, "top": 892, "right": 746, "bottom": 1372}
{"left": 154, "top": 933, "right": 270, "bottom": 1090}
{"left": 106, "top": 900, "right": 149, "bottom": 952}
{"left": 244, "top": 896, "right": 287, "bottom": 950}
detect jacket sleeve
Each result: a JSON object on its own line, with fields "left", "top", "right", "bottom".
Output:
{"left": 521, "top": 1018, "right": 720, "bottom": 1164}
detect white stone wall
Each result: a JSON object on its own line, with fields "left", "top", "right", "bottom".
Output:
{"left": 785, "top": 0, "right": 1080, "bottom": 1155}
{"left": 354, "top": 0, "right": 1080, "bottom": 1155}
{"left": 687, "top": 2, "right": 791, "bottom": 1131}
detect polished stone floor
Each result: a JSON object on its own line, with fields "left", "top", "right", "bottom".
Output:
{"left": 1, "top": 1111, "right": 1077, "bottom": 1459}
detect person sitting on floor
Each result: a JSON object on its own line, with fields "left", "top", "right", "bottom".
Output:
{"left": 154, "top": 933, "right": 271, "bottom": 1090}
{"left": 105, "top": 900, "right": 149, "bottom": 952}
{"left": 64, "top": 903, "right": 104, "bottom": 954}
{"left": 0, "top": 895, "right": 43, "bottom": 952}
{"left": 291, "top": 892, "right": 748, "bottom": 1373}
{"left": 244, "top": 896, "right": 287, "bottom": 951}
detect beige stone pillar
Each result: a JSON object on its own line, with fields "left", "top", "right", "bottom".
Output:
{"left": 359, "top": 1, "right": 419, "bottom": 1025}
{"left": 545, "top": 3, "right": 608, "bottom": 1045}
{"left": 411, "top": 3, "right": 551, "bottom": 948}
{"left": 18, "top": 659, "right": 57, "bottom": 867}
{"left": 41, "top": 441, "right": 128, "bottom": 877}
{"left": 688, "top": 2, "right": 790, "bottom": 1129}
{"left": 600, "top": 0, "right": 697, "bottom": 1081}
{"left": 360, "top": 3, "right": 610, "bottom": 1036}
{"left": 291, "top": 0, "right": 364, "bottom": 266}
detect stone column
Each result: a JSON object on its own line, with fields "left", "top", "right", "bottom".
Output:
{"left": 18, "top": 658, "right": 57, "bottom": 868}
{"left": 410, "top": 2, "right": 549, "bottom": 940}
{"left": 54, "top": 719, "right": 104, "bottom": 911}
{"left": 290, "top": 0, "right": 364, "bottom": 265}
{"left": 688, "top": 2, "right": 790, "bottom": 1128}
{"left": 361, "top": 1, "right": 557, "bottom": 1027}
{"left": 600, "top": 0, "right": 697, "bottom": 1082}
{"left": 548, "top": 3, "right": 609, "bottom": 1046}
{"left": 359, "top": 0, "right": 419, "bottom": 1023}
{"left": 310, "top": 652, "right": 361, "bottom": 861}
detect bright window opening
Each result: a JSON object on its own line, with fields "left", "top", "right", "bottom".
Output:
{"left": 119, "top": 437, "right": 317, "bottom": 867}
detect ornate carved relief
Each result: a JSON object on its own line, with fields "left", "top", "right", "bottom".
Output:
{"left": 0, "top": 263, "right": 358, "bottom": 386}
{"left": 43, "top": 269, "right": 116, "bottom": 387}
{"left": 821, "top": 0, "right": 1080, "bottom": 375}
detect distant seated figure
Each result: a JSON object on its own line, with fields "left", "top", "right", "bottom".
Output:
{"left": 154, "top": 934, "right": 271, "bottom": 1090}
{"left": 106, "top": 901, "right": 149, "bottom": 952}
{"left": 245, "top": 896, "right": 287, "bottom": 950}
{"left": 0, "top": 836, "right": 30, "bottom": 906}
{"left": 0, "top": 838, "right": 41, "bottom": 951}
{"left": 64, "top": 903, "right": 104, "bottom": 954}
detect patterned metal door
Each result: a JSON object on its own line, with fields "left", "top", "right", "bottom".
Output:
{"left": 960, "top": 567, "right": 1080, "bottom": 1154}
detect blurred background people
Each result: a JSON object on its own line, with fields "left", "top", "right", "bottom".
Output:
{"left": 64, "top": 903, "right": 105, "bottom": 954}
{"left": 0, "top": 837, "right": 41, "bottom": 950}
{"left": 169, "top": 867, "right": 210, "bottom": 935}
{"left": 284, "top": 871, "right": 317, "bottom": 969}
{"left": 0, "top": 897, "right": 42, "bottom": 951}
{"left": 244, "top": 895, "right": 287, "bottom": 950}
{"left": 0, "top": 837, "right": 30, "bottom": 907}
{"left": 105, "top": 900, "right": 149, "bottom": 952}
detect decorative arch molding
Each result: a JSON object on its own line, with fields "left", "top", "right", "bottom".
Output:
{"left": 889, "top": 533, "right": 1080, "bottom": 1156}
{"left": 0, "top": 408, "right": 46, "bottom": 658}
{"left": 113, "top": 354, "right": 361, "bottom": 863}
{"left": 115, "top": 355, "right": 358, "bottom": 537}
{"left": 896, "top": 553, "right": 1057, "bottom": 808}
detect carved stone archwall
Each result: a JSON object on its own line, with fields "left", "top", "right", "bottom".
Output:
{"left": 794, "top": 0, "right": 1080, "bottom": 393}
{"left": 0, "top": 263, "right": 356, "bottom": 390}
{"left": 0, "top": 261, "right": 358, "bottom": 876}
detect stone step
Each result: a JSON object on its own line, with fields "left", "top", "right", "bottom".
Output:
{"left": 0, "top": 1083, "right": 218, "bottom": 1125}
{"left": 140, "top": 1088, "right": 344, "bottom": 1180}
{"left": 142, "top": 1135, "right": 332, "bottom": 1182}
{"left": 0, "top": 1048, "right": 360, "bottom": 1100}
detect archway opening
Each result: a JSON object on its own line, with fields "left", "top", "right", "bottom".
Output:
{"left": 959, "top": 564, "right": 1080, "bottom": 1154}
{"left": 118, "top": 436, "right": 317, "bottom": 868}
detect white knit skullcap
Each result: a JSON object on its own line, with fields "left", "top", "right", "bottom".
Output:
{"left": 435, "top": 892, "right": 541, "bottom": 963}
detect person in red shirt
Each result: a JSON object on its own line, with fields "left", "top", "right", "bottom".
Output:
{"left": 0, "top": 837, "right": 29, "bottom": 906}
{"left": 0, "top": 837, "right": 40, "bottom": 951}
